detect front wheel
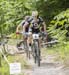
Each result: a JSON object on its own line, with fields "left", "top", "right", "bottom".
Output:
{"left": 17, "top": 41, "right": 25, "bottom": 50}
{"left": 34, "top": 40, "right": 40, "bottom": 66}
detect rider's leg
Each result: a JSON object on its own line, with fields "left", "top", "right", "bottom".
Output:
{"left": 17, "top": 34, "right": 23, "bottom": 47}
{"left": 27, "top": 32, "right": 33, "bottom": 51}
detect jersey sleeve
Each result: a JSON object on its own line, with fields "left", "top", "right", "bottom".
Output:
{"left": 39, "top": 17, "right": 44, "bottom": 23}
{"left": 27, "top": 17, "right": 33, "bottom": 23}
{"left": 19, "top": 20, "right": 25, "bottom": 26}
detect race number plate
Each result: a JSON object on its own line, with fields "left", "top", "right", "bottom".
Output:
{"left": 33, "top": 34, "right": 39, "bottom": 39}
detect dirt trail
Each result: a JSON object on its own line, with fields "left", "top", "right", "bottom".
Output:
{"left": 3, "top": 44, "right": 69, "bottom": 75}
{"left": 22, "top": 54, "right": 69, "bottom": 75}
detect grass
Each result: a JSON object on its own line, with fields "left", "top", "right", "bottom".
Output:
{"left": 0, "top": 54, "right": 31, "bottom": 75}
{"left": 0, "top": 39, "right": 32, "bottom": 75}
{"left": 0, "top": 56, "right": 9, "bottom": 75}
{"left": 42, "top": 42, "right": 69, "bottom": 65}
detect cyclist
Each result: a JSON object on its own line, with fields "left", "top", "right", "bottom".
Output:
{"left": 16, "top": 16, "right": 30, "bottom": 34}
{"left": 23, "top": 11, "right": 47, "bottom": 49}
{"left": 16, "top": 16, "right": 30, "bottom": 48}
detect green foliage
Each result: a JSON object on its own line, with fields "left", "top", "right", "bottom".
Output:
{"left": 48, "top": 9, "right": 69, "bottom": 41}
{"left": 0, "top": 0, "right": 31, "bottom": 35}
{"left": 0, "top": 0, "right": 69, "bottom": 35}
{"left": 33, "top": 0, "right": 69, "bottom": 25}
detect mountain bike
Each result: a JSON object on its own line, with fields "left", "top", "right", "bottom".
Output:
{"left": 32, "top": 33, "right": 41, "bottom": 66}
{"left": 16, "top": 32, "right": 31, "bottom": 59}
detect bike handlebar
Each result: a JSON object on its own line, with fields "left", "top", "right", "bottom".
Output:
{"left": 16, "top": 32, "right": 31, "bottom": 36}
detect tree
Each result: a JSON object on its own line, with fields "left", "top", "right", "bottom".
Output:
{"left": 48, "top": 9, "right": 69, "bottom": 41}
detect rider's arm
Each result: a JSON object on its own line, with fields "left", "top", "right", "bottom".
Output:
{"left": 39, "top": 17, "right": 47, "bottom": 32}
{"left": 42, "top": 21, "right": 46, "bottom": 32}
{"left": 22, "top": 21, "right": 29, "bottom": 33}
{"left": 16, "top": 24, "right": 21, "bottom": 32}
{"left": 22, "top": 17, "right": 32, "bottom": 33}
{"left": 16, "top": 20, "right": 25, "bottom": 32}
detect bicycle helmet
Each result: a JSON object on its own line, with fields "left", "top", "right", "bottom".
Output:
{"left": 32, "top": 11, "right": 38, "bottom": 17}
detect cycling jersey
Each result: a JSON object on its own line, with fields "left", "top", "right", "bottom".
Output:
{"left": 20, "top": 20, "right": 29, "bottom": 32}
{"left": 20, "top": 20, "right": 25, "bottom": 26}
{"left": 27, "top": 16, "right": 44, "bottom": 33}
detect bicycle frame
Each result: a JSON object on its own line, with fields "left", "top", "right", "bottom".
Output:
{"left": 32, "top": 33, "right": 41, "bottom": 66}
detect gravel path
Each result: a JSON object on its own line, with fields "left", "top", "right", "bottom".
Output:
{"left": 21, "top": 54, "right": 69, "bottom": 75}
{"left": 2, "top": 44, "right": 69, "bottom": 75}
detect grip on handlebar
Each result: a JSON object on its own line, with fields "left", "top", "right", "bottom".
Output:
{"left": 16, "top": 32, "right": 20, "bottom": 34}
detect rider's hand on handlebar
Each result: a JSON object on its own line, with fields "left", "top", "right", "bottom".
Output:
{"left": 16, "top": 32, "right": 20, "bottom": 34}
